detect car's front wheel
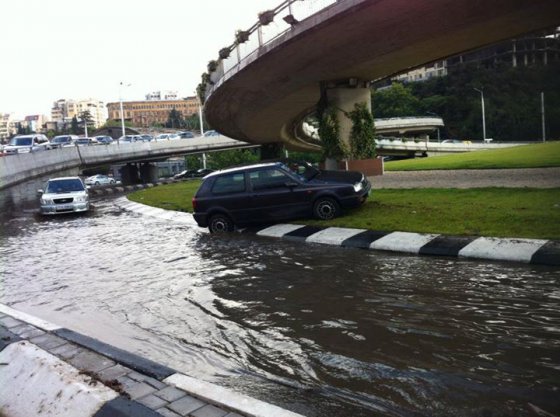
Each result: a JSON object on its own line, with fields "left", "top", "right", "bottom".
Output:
{"left": 95, "top": 181, "right": 100, "bottom": 186}
{"left": 208, "top": 213, "right": 234, "bottom": 233}
{"left": 313, "top": 197, "right": 340, "bottom": 220}
{"left": 110, "top": 180, "right": 115, "bottom": 184}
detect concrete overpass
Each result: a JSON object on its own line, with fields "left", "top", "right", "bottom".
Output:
{"left": 0, "top": 136, "right": 253, "bottom": 190}
{"left": 203, "top": 0, "right": 560, "bottom": 151}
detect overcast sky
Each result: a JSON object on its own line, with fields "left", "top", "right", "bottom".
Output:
{"left": 1, "top": 0, "right": 280, "bottom": 118}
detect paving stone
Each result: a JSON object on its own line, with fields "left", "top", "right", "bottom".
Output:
{"left": 143, "top": 375, "right": 167, "bottom": 390}
{"left": 29, "top": 333, "right": 67, "bottom": 350}
{"left": 97, "top": 364, "right": 132, "bottom": 381}
{"left": 127, "top": 370, "right": 147, "bottom": 382}
{"left": 168, "top": 395, "right": 206, "bottom": 416}
{"left": 155, "top": 386, "right": 187, "bottom": 402}
{"left": 9, "top": 324, "right": 45, "bottom": 339}
{"left": 156, "top": 408, "right": 183, "bottom": 417}
{"left": 191, "top": 404, "right": 229, "bottom": 417}
{"left": 137, "top": 394, "right": 169, "bottom": 410}
{"left": 117, "top": 375, "right": 157, "bottom": 400}
{"left": 50, "top": 343, "right": 82, "bottom": 360}
{"left": 224, "top": 413, "right": 244, "bottom": 417}
{"left": 68, "top": 349, "right": 115, "bottom": 373}
{"left": 0, "top": 316, "right": 23, "bottom": 328}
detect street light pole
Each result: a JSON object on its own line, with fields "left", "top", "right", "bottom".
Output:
{"left": 119, "top": 82, "right": 131, "bottom": 143}
{"left": 541, "top": 91, "right": 546, "bottom": 142}
{"left": 474, "top": 87, "right": 486, "bottom": 141}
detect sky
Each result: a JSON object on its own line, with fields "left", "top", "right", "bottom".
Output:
{"left": 1, "top": 0, "right": 280, "bottom": 118}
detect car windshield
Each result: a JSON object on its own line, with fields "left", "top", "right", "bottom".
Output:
{"left": 46, "top": 179, "right": 85, "bottom": 193}
{"left": 9, "top": 137, "right": 32, "bottom": 146}
{"left": 52, "top": 136, "right": 69, "bottom": 143}
{"left": 281, "top": 161, "right": 319, "bottom": 181}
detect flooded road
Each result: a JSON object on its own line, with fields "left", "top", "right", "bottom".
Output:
{"left": 0, "top": 193, "right": 559, "bottom": 416}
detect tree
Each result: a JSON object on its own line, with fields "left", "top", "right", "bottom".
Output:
{"left": 372, "top": 83, "right": 421, "bottom": 118}
{"left": 166, "top": 108, "right": 183, "bottom": 129}
{"left": 71, "top": 116, "right": 79, "bottom": 134}
{"left": 207, "top": 149, "right": 259, "bottom": 170}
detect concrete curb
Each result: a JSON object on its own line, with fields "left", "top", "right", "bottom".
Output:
{"left": 0, "top": 304, "right": 305, "bottom": 417}
{"left": 115, "top": 197, "right": 559, "bottom": 266}
{"left": 90, "top": 178, "right": 192, "bottom": 197}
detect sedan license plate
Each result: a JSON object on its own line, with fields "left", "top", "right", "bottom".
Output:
{"left": 56, "top": 204, "right": 74, "bottom": 211}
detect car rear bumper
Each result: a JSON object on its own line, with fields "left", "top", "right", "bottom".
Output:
{"left": 193, "top": 213, "right": 208, "bottom": 227}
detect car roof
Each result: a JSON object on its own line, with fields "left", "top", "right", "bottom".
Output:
{"left": 48, "top": 176, "right": 82, "bottom": 181}
{"left": 203, "top": 162, "right": 283, "bottom": 179}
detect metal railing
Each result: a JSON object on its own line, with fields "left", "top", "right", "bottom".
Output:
{"left": 204, "top": 0, "right": 338, "bottom": 99}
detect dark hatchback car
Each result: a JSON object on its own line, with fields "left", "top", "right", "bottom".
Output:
{"left": 192, "top": 161, "right": 371, "bottom": 233}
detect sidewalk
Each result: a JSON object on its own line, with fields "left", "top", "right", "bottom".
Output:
{"left": 0, "top": 304, "right": 304, "bottom": 417}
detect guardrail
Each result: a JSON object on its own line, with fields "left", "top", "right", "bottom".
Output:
{"left": 202, "top": 0, "right": 337, "bottom": 99}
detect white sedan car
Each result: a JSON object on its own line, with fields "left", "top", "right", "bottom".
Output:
{"left": 85, "top": 175, "right": 116, "bottom": 186}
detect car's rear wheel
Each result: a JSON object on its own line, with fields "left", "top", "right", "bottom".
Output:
{"left": 208, "top": 213, "right": 234, "bottom": 233}
{"left": 95, "top": 181, "right": 100, "bottom": 185}
{"left": 313, "top": 197, "right": 340, "bottom": 220}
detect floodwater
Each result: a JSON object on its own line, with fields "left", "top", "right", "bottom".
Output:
{"left": 0, "top": 193, "right": 558, "bottom": 417}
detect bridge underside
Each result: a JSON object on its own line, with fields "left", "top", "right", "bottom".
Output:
{"left": 204, "top": 0, "right": 560, "bottom": 151}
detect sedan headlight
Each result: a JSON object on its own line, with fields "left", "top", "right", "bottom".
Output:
{"left": 40, "top": 198, "right": 53, "bottom": 205}
{"left": 353, "top": 182, "right": 363, "bottom": 193}
{"left": 75, "top": 195, "right": 89, "bottom": 203}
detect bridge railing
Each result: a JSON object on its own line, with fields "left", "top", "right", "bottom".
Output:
{"left": 208, "top": 0, "right": 337, "bottom": 97}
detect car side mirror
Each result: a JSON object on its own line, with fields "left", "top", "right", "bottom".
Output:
{"left": 37, "top": 189, "right": 44, "bottom": 195}
{"left": 86, "top": 185, "right": 91, "bottom": 190}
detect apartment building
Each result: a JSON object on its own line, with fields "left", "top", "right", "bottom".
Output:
{"left": 0, "top": 113, "right": 13, "bottom": 141}
{"left": 51, "top": 98, "right": 108, "bottom": 128}
{"left": 106, "top": 96, "right": 199, "bottom": 127}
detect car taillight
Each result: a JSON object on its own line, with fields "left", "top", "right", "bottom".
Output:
{"left": 192, "top": 197, "right": 197, "bottom": 211}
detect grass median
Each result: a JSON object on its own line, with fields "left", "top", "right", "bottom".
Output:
{"left": 385, "top": 141, "right": 560, "bottom": 171}
{"left": 128, "top": 181, "right": 560, "bottom": 240}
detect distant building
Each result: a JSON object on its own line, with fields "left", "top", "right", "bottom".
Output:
{"left": 51, "top": 98, "right": 107, "bottom": 128}
{"left": 24, "top": 114, "right": 49, "bottom": 133}
{"left": 0, "top": 113, "right": 13, "bottom": 141}
{"left": 145, "top": 90, "right": 179, "bottom": 101}
{"left": 393, "top": 28, "right": 560, "bottom": 82}
{"left": 106, "top": 97, "right": 199, "bottom": 128}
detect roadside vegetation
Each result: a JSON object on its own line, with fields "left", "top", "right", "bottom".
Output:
{"left": 129, "top": 182, "right": 560, "bottom": 239}
{"left": 385, "top": 141, "right": 560, "bottom": 171}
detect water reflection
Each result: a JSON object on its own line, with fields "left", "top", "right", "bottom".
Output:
{"left": 0, "top": 199, "right": 558, "bottom": 417}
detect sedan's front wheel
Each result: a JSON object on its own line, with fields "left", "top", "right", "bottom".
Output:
{"left": 208, "top": 213, "right": 234, "bottom": 233}
{"left": 313, "top": 197, "right": 340, "bottom": 220}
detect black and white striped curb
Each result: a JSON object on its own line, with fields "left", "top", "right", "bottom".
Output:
{"left": 116, "top": 197, "right": 559, "bottom": 266}
{"left": 0, "top": 304, "right": 305, "bottom": 417}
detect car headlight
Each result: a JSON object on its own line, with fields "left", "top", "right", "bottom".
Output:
{"left": 75, "top": 195, "right": 88, "bottom": 203}
{"left": 353, "top": 182, "right": 363, "bottom": 193}
{"left": 40, "top": 198, "right": 53, "bottom": 205}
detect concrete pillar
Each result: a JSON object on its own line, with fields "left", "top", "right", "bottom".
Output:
{"left": 139, "top": 162, "right": 158, "bottom": 184}
{"left": 120, "top": 163, "right": 140, "bottom": 185}
{"left": 325, "top": 83, "right": 371, "bottom": 150}
{"left": 260, "top": 143, "right": 284, "bottom": 160}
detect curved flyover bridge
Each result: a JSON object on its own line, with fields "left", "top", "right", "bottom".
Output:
{"left": 203, "top": 0, "right": 560, "bottom": 151}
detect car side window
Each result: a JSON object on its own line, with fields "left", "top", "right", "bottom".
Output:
{"left": 211, "top": 173, "right": 245, "bottom": 195}
{"left": 250, "top": 168, "right": 291, "bottom": 190}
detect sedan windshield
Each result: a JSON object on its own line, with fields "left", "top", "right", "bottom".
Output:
{"left": 52, "top": 136, "right": 70, "bottom": 143}
{"left": 9, "top": 137, "right": 32, "bottom": 146}
{"left": 46, "top": 179, "right": 85, "bottom": 193}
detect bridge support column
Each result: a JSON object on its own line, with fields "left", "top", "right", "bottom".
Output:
{"left": 139, "top": 163, "right": 158, "bottom": 184}
{"left": 260, "top": 143, "right": 284, "bottom": 160}
{"left": 325, "top": 81, "right": 372, "bottom": 151}
{"left": 120, "top": 163, "right": 140, "bottom": 185}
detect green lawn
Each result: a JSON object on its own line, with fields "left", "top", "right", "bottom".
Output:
{"left": 385, "top": 141, "right": 560, "bottom": 171}
{"left": 128, "top": 182, "right": 560, "bottom": 239}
